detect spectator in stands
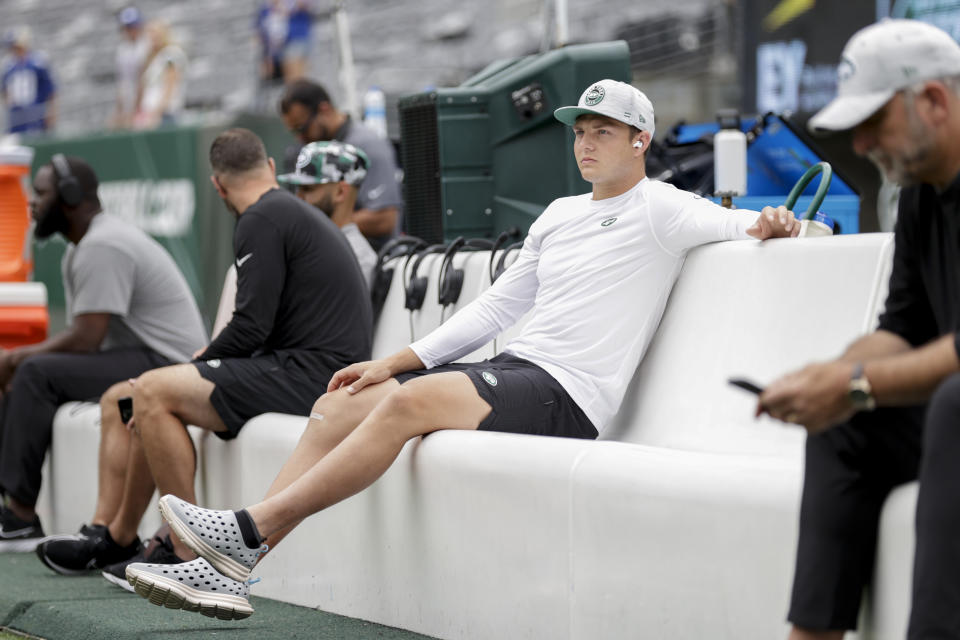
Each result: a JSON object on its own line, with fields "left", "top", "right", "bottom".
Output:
{"left": 133, "top": 20, "right": 186, "bottom": 129}
{"left": 255, "top": 0, "right": 312, "bottom": 88}
{"left": 277, "top": 140, "right": 377, "bottom": 287}
{"left": 35, "top": 128, "right": 372, "bottom": 580}
{"left": 0, "top": 155, "right": 207, "bottom": 552}
{"left": 280, "top": 79, "right": 402, "bottom": 251}
{"left": 125, "top": 80, "right": 799, "bottom": 619}
{"left": 753, "top": 20, "right": 960, "bottom": 640}
{"left": 1, "top": 27, "right": 56, "bottom": 135}
{"left": 111, "top": 7, "right": 149, "bottom": 130}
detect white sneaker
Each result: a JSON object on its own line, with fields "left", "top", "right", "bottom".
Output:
{"left": 126, "top": 556, "right": 254, "bottom": 620}
{"left": 158, "top": 494, "right": 265, "bottom": 583}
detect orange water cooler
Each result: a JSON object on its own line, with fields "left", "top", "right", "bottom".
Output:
{"left": 0, "top": 146, "right": 48, "bottom": 348}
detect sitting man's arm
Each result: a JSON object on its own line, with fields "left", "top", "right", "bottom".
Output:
{"left": 328, "top": 347, "right": 425, "bottom": 394}
{"left": 759, "top": 332, "right": 958, "bottom": 433}
{"left": 0, "top": 312, "right": 110, "bottom": 387}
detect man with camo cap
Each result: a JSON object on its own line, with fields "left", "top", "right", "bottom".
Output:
{"left": 278, "top": 141, "right": 377, "bottom": 287}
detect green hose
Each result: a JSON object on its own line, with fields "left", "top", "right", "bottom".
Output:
{"left": 783, "top": 161, "right": 833, "bottom": 220}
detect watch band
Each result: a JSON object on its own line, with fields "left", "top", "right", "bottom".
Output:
{"left": 849, "top": 363, "right": 877, "bottom": 411}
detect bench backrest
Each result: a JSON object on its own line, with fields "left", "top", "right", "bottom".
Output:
{"left": 603, "top": 233, "right": 894, "bottom": 456}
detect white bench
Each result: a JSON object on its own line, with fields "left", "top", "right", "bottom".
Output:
{"left": 39, "top": 233, "right": 915, "bottom": 639}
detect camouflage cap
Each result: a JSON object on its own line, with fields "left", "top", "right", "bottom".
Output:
{"left": 277, "top": 140, "right": 369, "bottom": 187}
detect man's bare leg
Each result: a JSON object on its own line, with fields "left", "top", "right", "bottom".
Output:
{"left": 105, "top": 431, "right": 157, "bottom": 547}
{"left": 788, "top": 627, "right": 843, "bottom": 640}
{"left": 248, "top": 372, "right": 490, "bottom": 539}
{"left": 91, "top": 381, "right": 135, "bottom": 526}
{"left": 133, "top": 364, "right": 226, "bottom": 558}
{"left": 258, "top": 379, "right": 401, "bottom": 550}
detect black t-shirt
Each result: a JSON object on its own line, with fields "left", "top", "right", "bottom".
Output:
{"left": 200, "top": 188, "right": 372, "bottom": 370}
{"left": 877, "top": 175, "right": 960, "bottom": 359}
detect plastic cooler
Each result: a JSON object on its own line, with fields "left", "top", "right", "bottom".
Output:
{"left": 0, "top": 146, "right": 47, "bottom": 347}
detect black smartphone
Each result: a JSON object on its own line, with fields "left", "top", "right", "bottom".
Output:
{"left": 118, "top": 396, "right": 133, "bottom": 423}
{"left": 728, "top": 378, "right": 764, "bottom": 395}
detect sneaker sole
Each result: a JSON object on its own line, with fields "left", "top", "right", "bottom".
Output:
{"left": 158, "top": 496, "right": 250, "bottom": 583}
{"left": 102, "top": 569, "right": 136, "bottom": 593}
{"left": 126, "top": 566, "right": 253, "bottom": 620}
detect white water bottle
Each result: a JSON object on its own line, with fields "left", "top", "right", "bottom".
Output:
{"left": 363, "top": 86, "right": 388, "bottom": 138}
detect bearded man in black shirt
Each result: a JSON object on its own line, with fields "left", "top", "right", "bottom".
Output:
{"left": 756, "top": 20, "right": 960, "bottom": 640}
{"left": 36, "top": 128, "right": 372, "bottom": 576}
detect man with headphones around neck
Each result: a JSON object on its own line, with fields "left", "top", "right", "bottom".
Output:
{"left": 0, "top": 154, "right": 207, "bottom": 552}
{"left": 126, "top": 79, "right": 801, "bottom": 619}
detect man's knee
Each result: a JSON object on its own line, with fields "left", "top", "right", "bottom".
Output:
{"left": 132, "top": 367, "right": 177, "bottom": 414}
{"left": 100, "top": 380, "right": 133, "bottom": 410}
{"left": 378, "top": 385, "right": 429, "bottom": 427}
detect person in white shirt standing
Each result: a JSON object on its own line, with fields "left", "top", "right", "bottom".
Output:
{"left": 125, "top": 79, "right": 800, "bottom": 620}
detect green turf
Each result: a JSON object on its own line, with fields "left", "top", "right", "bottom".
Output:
{"left": 0, "top": 553, "right": 436, "bottom": 639}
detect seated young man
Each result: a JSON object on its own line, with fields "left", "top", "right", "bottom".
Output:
{"left": 125, "top": 79, "right": 800, "bottom": 619}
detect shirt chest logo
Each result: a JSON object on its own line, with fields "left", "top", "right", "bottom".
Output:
{"left": 600, "top": 217, "right": 618, "bottom": 227}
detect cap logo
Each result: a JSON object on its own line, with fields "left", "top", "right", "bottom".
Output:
{"left": 837, "top": 56, "right": 856, "bottom": 83}
{"left": 584, "top": 84, "right": 605, "bottom": 106}
{"left": 482, "top": 371, "right": 498, "bottom": 386}
{"left": 295, "top": 148, "right": 312, "bottom": 173}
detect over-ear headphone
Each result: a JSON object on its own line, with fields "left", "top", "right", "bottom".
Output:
{"left": 51, "top": 154, "right": 82, "bottom": 207}
{"left": 370, "top": 236, "right": 426, "bottom": 320}
{"left": 404, "top": 244, "right": 446, "bottom": 311}
{"left": 487, "top": 227, "right": 521, "bottom": 284}
{"left": 492, "top": 241, "right": 523, "bottom": 283}
{"left": 438, "top": 237, "right": 495, "bottom": 307}
{"left": 633, "top": 140, "right": 643, "bottom": 149}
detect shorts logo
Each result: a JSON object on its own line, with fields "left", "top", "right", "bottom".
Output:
{"left": 482, "top": 371, "right": 498, "bottom": 387}
{"left": 207, "top": 359, "right": 221, "bottom": 368}
{"left": 584, "top": 84, "right": 605, "bottom": 106}
{"left": 601, "top": 217, "right": 617, "bottom": 227}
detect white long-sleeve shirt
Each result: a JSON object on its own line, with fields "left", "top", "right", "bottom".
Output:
{"left": 410, "top": 178, "right": 760, "bottom": 433}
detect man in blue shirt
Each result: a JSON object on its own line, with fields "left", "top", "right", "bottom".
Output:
{"left": 2, "top": 28, "right": 56, "bottom": 134}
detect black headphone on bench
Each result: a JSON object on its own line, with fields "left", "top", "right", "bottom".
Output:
{"left": 491, "top": 241, "right": 524, "bottom": 283}
{"left": 487, "top": 227, "right": 521, "bottom": 284}
{"left": 437, "top": 236, "right": 496, "bottom": 307}
{"left": 50, "top": 154, "right": 83, "bottom": 207}
{"left": 404, "top": 243, "right": 448, "bottom": 311}
{"left": 370, "top": 236, "right": 426, "bottom": 320}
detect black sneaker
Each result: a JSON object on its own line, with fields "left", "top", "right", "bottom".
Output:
{"left": 0, "top": 505, "right": 45, "bottom": 552}
{"left": 35, "top": 525, "right": 140, "bottom": 575}
{"left": 102, "top": 534, "right": 183, "bottom": 593}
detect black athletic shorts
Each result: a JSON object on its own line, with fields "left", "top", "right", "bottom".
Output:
{"left": 194, "top": 350, "right": 336, "bottom": 440}
{"left": 394, "top": 353, "right": 597, "bottom": 439}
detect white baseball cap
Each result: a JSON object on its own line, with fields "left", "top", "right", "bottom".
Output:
{"left": 810, "top": 19, "right": 960, "bottom": 133}
{"left": 554, "top": 79, "right": 655, "bottom": 138}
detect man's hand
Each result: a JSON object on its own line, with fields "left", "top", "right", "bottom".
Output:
{"left": 758, "top": 360, "right": 856, "bottom": 434}
{"left": 328, "top": 359, "right": 394, "bottom": 394}
{"left": 747, "top": 206, "right": 800, "bottom": 239}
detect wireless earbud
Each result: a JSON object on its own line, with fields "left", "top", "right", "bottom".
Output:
{"left": 633, "top": 141, "right": 643, "bottom": 149}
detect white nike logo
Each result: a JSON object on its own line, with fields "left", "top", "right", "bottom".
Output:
{"left": 236, "top": 253, "right": 253, "bottom": 268}
{"left": 0, "top": 525, "right": 35, "bottom": 538}
{"left": 366, "top": 184, "right": 386, "bottom": 201}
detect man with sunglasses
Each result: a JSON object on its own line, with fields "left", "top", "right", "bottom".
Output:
{"left": 279, "top": 79, "right": 402, "bottom": 251}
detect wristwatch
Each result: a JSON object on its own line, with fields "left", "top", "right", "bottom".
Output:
{"left": 848, "top": 363, "right": 876, "bottom": 411}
